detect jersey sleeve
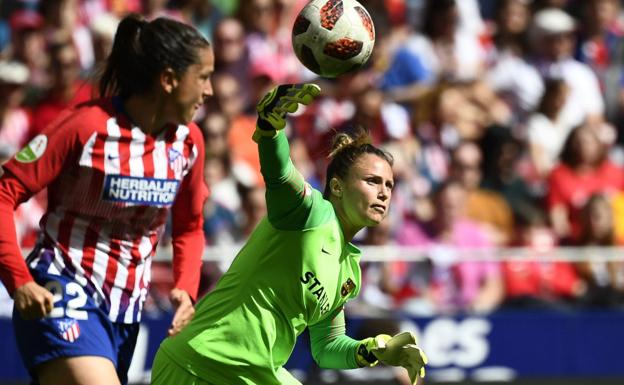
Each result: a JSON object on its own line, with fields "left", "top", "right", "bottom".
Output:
{"left": 0, "top": 107, "right": 93, "bottom": 295}
{"left": 0, "top": 173, "right": 35, "bottom": 295}
{"left": 2, "top": 107, "right": 92, "bottom": 194}
{"left": 257, "top": 131, "right": 332, "bottom": 230}
{"left": 170, "top": 124, "right": 208, "bottom": 301}
{"left": 308, "top": 306, "right": 361, "bottom": 369}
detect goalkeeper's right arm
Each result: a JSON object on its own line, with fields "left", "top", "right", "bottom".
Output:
{"left": 254, "top": 84, "right": 323, "bottom": 228}
{"left": 253, "top": 83, "right": 320, "bottom": 142}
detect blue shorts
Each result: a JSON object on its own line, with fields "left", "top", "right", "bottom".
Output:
{"left": 12, "top": 267, "right": 139, "bottom": 385}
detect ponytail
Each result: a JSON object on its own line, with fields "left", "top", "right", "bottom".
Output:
{"left": 99, "top": 14, "right": 210, "bottom": 98}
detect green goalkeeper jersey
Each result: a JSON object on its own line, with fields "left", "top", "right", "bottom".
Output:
{"left": 159, "top": 132, "right": 363, "bottom": 385}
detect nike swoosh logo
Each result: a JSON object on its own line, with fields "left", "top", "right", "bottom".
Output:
{"left": 321, "top": 247, "right": 331, "bottom": 255}
{"left": 107, "top": 154, "right": 120, "bottom": 160}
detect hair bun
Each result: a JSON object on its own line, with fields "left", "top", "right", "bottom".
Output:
{"left": 328, "top": 127, "right": 371, "bottom": 159}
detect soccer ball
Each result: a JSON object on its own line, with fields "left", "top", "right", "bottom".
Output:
{"left": 292, "top": 0, "right": 375, "bottom": 78}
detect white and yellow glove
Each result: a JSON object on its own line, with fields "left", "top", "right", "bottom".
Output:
{"left": 253, "top": 83, "right": 321, "bottom": 142}
{"left": 356, "top": 332, "right": 428, "bottom": 384}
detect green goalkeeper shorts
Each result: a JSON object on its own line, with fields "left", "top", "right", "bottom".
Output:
{"left": 151, "top": 348, "right": 213, "bottom": 385}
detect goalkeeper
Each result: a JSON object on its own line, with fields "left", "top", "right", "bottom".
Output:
{"left": 151, "top": 84, "right": 427, "bottom": 385}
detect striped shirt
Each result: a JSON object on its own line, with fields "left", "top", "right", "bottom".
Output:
{"left": 2, "top": 98, "right": 208, "bottom": 323}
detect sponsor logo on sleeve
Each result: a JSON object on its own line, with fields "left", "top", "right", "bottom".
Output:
{"left": 15, "top": 134, "right": 47, "bottom": 163}
{"left": 103, "top": 175, "right": 180, "bottom": 206}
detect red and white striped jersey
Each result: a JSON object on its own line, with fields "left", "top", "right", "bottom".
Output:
{"left": 2, "top": 98, "right": 208, "bottom": 323}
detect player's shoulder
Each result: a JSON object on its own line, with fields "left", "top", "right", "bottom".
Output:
{"left": 184, "top": 121, "right": 204, "bottom": 142}
{"left": 35, "top": 98, "right": 113, "bottom": 143}
{"left": 72, "top": 98, "right": 116, "bottom": 121}
{"left": 179, "top": 121, "right": 205, "bottom": 151}
{"left": 46, "top": 98, "right": 114, "bottom": 132}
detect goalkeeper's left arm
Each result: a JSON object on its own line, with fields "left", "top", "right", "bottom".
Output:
{"left": 309, "top": 307, "right": 428, "bottom": 384}
{"left": 308, "top": 307, "right": 362, "bottom": 369}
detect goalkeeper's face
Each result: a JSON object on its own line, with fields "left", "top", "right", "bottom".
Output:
{"left": 338, "top": 153, "right": 394, "bottom": 228}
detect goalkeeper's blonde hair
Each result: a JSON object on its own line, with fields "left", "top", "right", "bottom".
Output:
{"left": 323, "top": 127, "right": 394, "bottom": 199}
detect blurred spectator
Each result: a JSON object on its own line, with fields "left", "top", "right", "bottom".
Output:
{"left": 486, "top": 0, "right": 544, "bottom": 124}
{"left": 410, "top": 84, "right": 457, "bottom": 189}
{"left": 210, "top": 0, "right": 239, "bottom": 16}
{"left": 340, "top": 85, "right": 411, "bottom": 145}
{"left": 174, "top": 0, "right": 222, "bottom": 38}
{"left": 236, "top": 181, "right": 267, "bottom": 238}
{"left": 450, "top": 141, "right": 514, "bottom": 246}
{"left": 238, "top": 0, "right": 301, "bottom": 83}
{"left": 40, "top": 0, "right": 95, "bottom": 71}
{"left": 547, "top": 124, "right": 624, "bottom": 242}
{"left": 530, "top": 7, "right": 605, "bottom": 129}
{"left": 370, "top": 5, "right": 431, "bottom": 106}
{"left": 211, "top": 72, "right": 264, "bottom": 186}
{"left": 526, "top": 78, "right": 571, "bottom": 178}
{"left": 88, "top": 12, "right": 120, "bottom": 67}
{"left": 375, "top": 218, "right": 434, "bottom": 315}
{"left": 533, "top": 0, "right": 575, "bottom": 12}
{"left": 480, "top": 125, "right": 543, "bottom": 225}
{"left": 577, "top": 0, "right": 624, "bottom": 128}
{"left": 212, "top": 17, "right": 252, "bottom": 106}
{"left": 290, "top": 75, "right": 360, "bottom": 174}
{"left": 397, "top": 180, "right": 503, "bottom": 314}
{"left": 354, "top": 217, "right": 410, "bottom": 316}
{"left": 202, "top": 152, "right": 242, "bottom": 248}
{"left": 204, "top": 152, "right": 240, "bottom": 213}
{"left": 29, "top": 39, "right": 92, "bottom": 138}
{"left": 502, "top": 211, "right": 587, "bottom": 309}
{"left": 201, "top": 111, "right": 230, "bottom": 158}
{"left": 7, "top": 9, "right": 48, "bottom": 90}
{"left": 575, "top": 193, "right": 624, "bottom": 306}
{"left": 406, "top": 0, "right": 488, "bottom": 82}
{"left": 141, "top": 0, "right": 185, "bottom": 21}
{"left": 289, "top": 136, "right": 322, "bottom": 190}
{"left": 0, "top": 60, "right": 31, "bottom": 156}
{"left": 491, "top": 0, "right": 532, "bottom": 54}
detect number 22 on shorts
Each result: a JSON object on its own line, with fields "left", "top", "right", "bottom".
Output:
{"left": 44, "top": 280, "right": 89, "bottom": 320}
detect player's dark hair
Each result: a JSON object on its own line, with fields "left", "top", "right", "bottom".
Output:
{"left": 99, "top": 14, "right": 210, "bottom": 98}
{"left": 323, "top": 127, "right": 394, "bottom": 199}
{"left": 423, "top": 0, "right": 457, "bottom": 38}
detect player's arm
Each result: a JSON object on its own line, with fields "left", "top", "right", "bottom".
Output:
{"left": 0, "top": 109, "right": 85, "bottom": 318}
{"left": 169, "top": 125, "right": 208, "bottom": 335}
{"left": 309, "top": 306, "right": 428, "bottom": 383}
{"left": 308, "top": 307, "right": 362, "bottom": 369}
{"left": 254, "top": 84, "right": 322, "bottom": 229}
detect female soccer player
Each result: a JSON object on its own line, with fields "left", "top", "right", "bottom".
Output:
{"left": 0, "top": 14, "right": 213, "bottom": 385}
{"left": 151, "top": 84, "right": 427, "bottom": 385}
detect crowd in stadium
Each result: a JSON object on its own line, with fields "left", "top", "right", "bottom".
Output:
{"left": 1, "top": 0, "right": 624, "bottom": 318}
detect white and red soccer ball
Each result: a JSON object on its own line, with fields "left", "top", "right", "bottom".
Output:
{"left": 292, "top": 0, "right": 375, "bottom": 78}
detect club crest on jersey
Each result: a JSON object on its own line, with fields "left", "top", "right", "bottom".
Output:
{"left": 56, "top": 318, "right": 81, "bottom": 342}
{"left": 341, "top": 278, "right": 356, "bottom": 297}
{"left": 103, "top": 175, "right": 180, "bottom": 206}
{"left": 168, "top": 148, "right": 186, "bottom": 178}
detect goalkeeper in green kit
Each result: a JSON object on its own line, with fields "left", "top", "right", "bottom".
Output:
{"left": 151, "top": 84, "right": 428, "bottom": 385}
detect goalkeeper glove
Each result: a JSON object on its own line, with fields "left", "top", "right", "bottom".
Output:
{"left": 356, "top": 332, "right": 428, "bottom": 384}
{"left": 253, "top": 83, "right": 321, "bottom": 142}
